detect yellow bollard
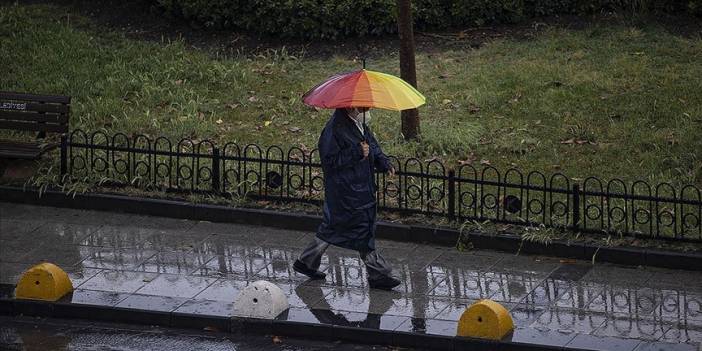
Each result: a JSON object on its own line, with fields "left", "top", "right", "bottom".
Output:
{"left": 15, "top": 263, "right": 73, "bottom": 301}
{"left": 457, "top": 299, "right": 514, "bottom": 340}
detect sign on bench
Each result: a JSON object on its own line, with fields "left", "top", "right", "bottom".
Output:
{"left": 0, "top": 91, "right": 71, "bottom": 160}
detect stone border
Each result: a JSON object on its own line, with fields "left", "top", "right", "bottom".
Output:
{"left": 1, "top": 185, "right": 701, "bottom": 271}
{"left": 0, "top": 297, "right": 572, "bottom": 351}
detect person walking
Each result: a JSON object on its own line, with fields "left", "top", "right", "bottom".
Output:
{"left": 293, "top": 107, "right": 401, "bottom": 290}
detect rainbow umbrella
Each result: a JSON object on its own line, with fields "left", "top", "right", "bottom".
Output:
{"left": 302, "top": 69, "right": 425, "bottom": 111}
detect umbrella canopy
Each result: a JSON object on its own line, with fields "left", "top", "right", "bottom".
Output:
{"left": 302, "top": 69, "right": 425, "bottom": 111}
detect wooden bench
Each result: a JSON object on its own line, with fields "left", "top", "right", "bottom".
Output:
{"left": 0, "top": 91, "right": 70, "bottom": 159}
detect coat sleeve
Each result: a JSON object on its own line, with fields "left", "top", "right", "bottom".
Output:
{"left": 367, "top": 128, "right": 391, "bottom": 172}
{"left": 319, "top": 125, "right": 362, "bottom": 170}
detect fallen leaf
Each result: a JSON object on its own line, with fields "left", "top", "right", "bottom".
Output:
{"left": 288, "top": 127, "right": 301, "bottom": 133}
{"left": 203, "top": 326, "right": 219, "bottom": 332}
{"left": 174, "top": 79, "right": 183, "bottom": 85}
{"left": 197, "top": 112, "right": 205, "bottom": 120}
{"left": 272, "top": 336, "right": 282, "bottom": 344}
{"left": 248, "top": 96, "right": 258, "bottom": 102}
{"left": 559, "top": 259, "right": 577, "bottom": 264}
{"left": 468, "top": 104, "right": 481, "bottom": 114}
{"left": 215, "top": 119, "right": 223, "bottom": 124}
{"left": 560, "top": 138, "right": 575, "bottom": 144}
{"left": 442, "top": 99, "right": 452, "bottom": 105}
{"left": 480, "top": 159, "right": 491, "bottom": 165}
{"left": 509, "top": 93, "right": 522, "bottom": 104}
{"left": 264, "top": 121, "right": 272, "bottom": 127}
{"left": 226, "top": 103, "right": 239, "bottom": 109}
{"left": 478, "top": 138, "right": 492, "bottom": 145}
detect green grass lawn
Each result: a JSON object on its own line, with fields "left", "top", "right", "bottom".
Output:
{"left": 2, "top": 3, "right": 702, "bottom": 186}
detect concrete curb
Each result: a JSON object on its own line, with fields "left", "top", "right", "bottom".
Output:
{"left": 1, "top": 185, "right": 701, "bottom": 271}
{"left": 0, "top": 297, "right": 577, "bottom": 351}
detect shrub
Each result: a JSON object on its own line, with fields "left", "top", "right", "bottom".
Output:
{"left": 155, "top": 0, "right": 702, "bottom": 39}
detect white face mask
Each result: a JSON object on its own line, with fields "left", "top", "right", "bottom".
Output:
{"left": 351, "top": 108, "right": 371, "bottom": 124}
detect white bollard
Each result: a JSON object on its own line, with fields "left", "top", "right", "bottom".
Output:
{"left": 232, "top": 280, "right": 289, "bottom": 319}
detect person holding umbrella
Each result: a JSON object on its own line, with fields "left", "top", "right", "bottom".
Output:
{"left": 292, "top": 68, "right": 425, "bottom": 290}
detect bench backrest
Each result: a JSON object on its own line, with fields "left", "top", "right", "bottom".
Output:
{"left": 0, "top": 91, "right": 71, "bottom": 135}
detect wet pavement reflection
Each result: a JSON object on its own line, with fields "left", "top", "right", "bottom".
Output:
{"left": 1, "top": 202, "right": 701, "bottom": 350}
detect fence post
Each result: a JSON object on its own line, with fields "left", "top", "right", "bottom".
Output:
{"left": 212, "top": 147, "right": 221, "bottom": 193}
{"left": 572, "top": 183, "right": 580, "bottom": 229}
{"left": 448, "top": 169, "right": 456, "bottom": 220}
{"left": 60, "top": 134, "right": 68, "bottom": 178}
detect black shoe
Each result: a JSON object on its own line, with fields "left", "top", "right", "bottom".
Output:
{"left": 293, "top": 260, "right": 326, "bottom": 280}
{"left": 368, "top": 276, "right": 401, "bottom": 290}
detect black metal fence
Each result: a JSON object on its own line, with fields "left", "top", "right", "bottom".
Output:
{"left": 60, "top": 129, "right": 702, "bottom": 242}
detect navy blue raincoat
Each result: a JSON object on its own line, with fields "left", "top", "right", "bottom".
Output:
{"left": 316, "top": 109, "right": 392, "bottom": 252}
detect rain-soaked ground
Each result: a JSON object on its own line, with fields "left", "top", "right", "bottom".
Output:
{"left": 1, "top": 202, "right": 702, "bottom": 350}
{"left": 0, "top": 315, "right": 405, "bottom": 350}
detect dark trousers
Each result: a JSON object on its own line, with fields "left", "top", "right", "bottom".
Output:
{"left": 298, "top": 237, "right": 393, "bottom": 281}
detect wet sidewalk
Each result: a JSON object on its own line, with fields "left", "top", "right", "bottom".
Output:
{"left": 1, "top": 202, "right": 701, "bottom": 351}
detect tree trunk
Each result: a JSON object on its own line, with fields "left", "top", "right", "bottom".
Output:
{"left": 396, "top": 0, "right": 420, "bottom": 140}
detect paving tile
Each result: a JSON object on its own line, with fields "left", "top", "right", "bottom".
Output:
{"left": 62, "top": 289, "right": 131, "bottom": 307}
{"left": 586, "top": 285, "right": 660, "bottom": 317}
{"left": 135, "top": 274, "right": 217, "bottom": 298}
{"left": 380, "top": 247, "right": 443, "bottom": 271}
{"left": 426, "top": 251, "right": 504, "bottom": 274}
{"left": 132, "top": 215, "right": 197, "bottom": 230}
{"left": 195, "top": 235, "right": 258, "bottom": 257}
{"left": 483, "top": 270, "right": 545, "bottom": 303}
{"left": 174, "top": 299, "right": 235, "bottom": 317}
{"left": 431, "top": 298, "right": 478, "bottom": 321}
{"left": 0, "top": 263, "right": 99, "bottom": 287}
{"left": 23, "top": 222, "right": 101, "bottom": 246}
{"left": 509, "top": 303, "right": 548, "bottom": 327}
{"left": 375, "top": 239, "right": 419, "bottom": 251}
{"left": 566, "top": 334, "right": 642, "bottom": 351}
{"left": 0, "top": 242, "right": 35, "bottom": 264}
{"left": 115, "top": 293, "right": 187, "bottom": 312}
{"left": 79, "top": 225, "right": 159, "bottom": 249}
{"left": 655, "top": 289, "right": 702, "bottom": 323}
{"left": 275, "top": 282, "right": 335, "bottom": 309}
{"left": 580, "top": 265, "right": 652, "bottom": 286}
{"left": 80, "top": 248, "right": 157, "bottom": 270}
{"left": 392, "top": 268, "right": 446, "bottom": 297}
{"left": 255, "top": 227, "right": 307, "bottom": 246}
{"left": 531, "top": 307, "right": 607, "bottom": 334}
{"left": 489, "top": 254, "right": 561, "bottom": 275}
{"left": 661, "top": 320, "right": 702, "bottom": 344}
{"left": 142, "top": 231, "right": 212, "bottom": 253}
{"left": 549, "top": 263, "right": 592, "bottom": 281}
{"left": 593, "top": 316, "right": 671, "bottom": 341}
{"left": 79, "top": 270, "right": 158, "bottom": 294}
{"left": 646, "top": 271, "right": 702, "bottom": 290}
{"left": 508, "top": 327, "right": 577, "bottom": 347}
{"left": 322, "top": 262, "right": 369, "bottom": 289}
{"left": 24, "top": 245, "right": 94, "bottom": 267}
{"left": 191, "top": 255, "right": 267, "bottom": 279}
{"left": 189, "top": 221, "right": 259, "bottom": 237}
{"left": 71, "top": 212, "right": 144, "bottom": 227}
{"left": 254, "top": 259, "right": 314, "bottom": 283}
{"left": 520, "top": 278, "right": 571, "bottom": 307}
{"left": 315, "top": 287, "right": 451, "bottom": 319}
{"left": 193, "top": 278, "right": 250, "bottom": 302}
{"left": 554, "top": 280, "right": 605, "bottom": 309}
{"left": 134, "top": 251, "right": 213, "bottom": 274}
